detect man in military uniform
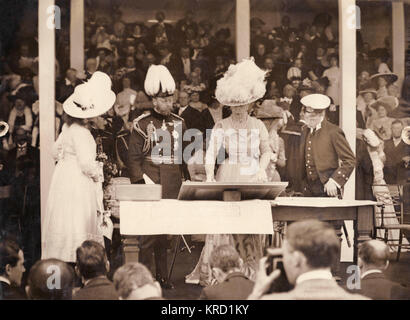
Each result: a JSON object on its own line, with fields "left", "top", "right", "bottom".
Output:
{"left": 128, "top": 65, "right": 187, "bottom": 289}
{"left": 299, "top": 93, "right": 356, "bottom": 198}
{"left": 299, "top": 93, "right": 356, "bottom": 278}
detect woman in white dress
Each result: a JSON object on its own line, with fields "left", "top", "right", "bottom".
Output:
{"left": 185, "top": 58, "right": 273, "bottom": 286}
{"left": 322, "top": 54, "right": 340, "bottom": 106}
{"left": 362, "top": 129, "right": 409, "bottom": 251}
{"left": 41, "top": 72, "right": 116, "bottom": 262}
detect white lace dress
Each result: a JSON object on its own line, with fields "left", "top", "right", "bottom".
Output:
{"left": 41, "top": 123, "right": 104, "bottom": 262}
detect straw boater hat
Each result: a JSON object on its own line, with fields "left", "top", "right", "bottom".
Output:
{"left": 300, "top": 93, "right": 331, "bottom": 111}
{"left": 144, "top": 65, "right": 175, "bottom": 98}
{"left": 370, "top": 72, "right": 398, "bottom": 86}
{"left": 215, "top": 57, "right": 267, "bottom": 107}
{"left": 63, "top": 71, "right": 116, "bottom": 119}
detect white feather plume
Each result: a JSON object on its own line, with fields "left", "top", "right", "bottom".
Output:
{"left": 144, "top": 65, "right": 175, "bottom": 96}
{"left": 215, "top": 57, "right": 266, "bottom": 106}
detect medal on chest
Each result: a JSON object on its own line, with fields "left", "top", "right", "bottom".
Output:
{"left": 147, "top": 121, "right": 158, "bottom": 148}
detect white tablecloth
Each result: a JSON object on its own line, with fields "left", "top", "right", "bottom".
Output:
{"left": 120, "top": 199, "right": 274, "bottom": 235}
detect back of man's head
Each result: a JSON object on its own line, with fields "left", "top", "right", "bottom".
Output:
{"left": 210, "top": 245, "right": 241, "bottom": 274}
{"left": 358, "top": 240, "right": 389, "bottom": 270}
{"left": 0, "top": 239, "right": 20, "bottom": 276}
{"left": 26, "top": 259, "right": 74, "bottom": 300}
{"left": 113, "top": 262, "right": 161, "bottom": 300}
{"left": 286, "top": 220, "right": 340, "bottom": 269}
{"left": 76, "top": 240, "right": 108, "bottom": 281}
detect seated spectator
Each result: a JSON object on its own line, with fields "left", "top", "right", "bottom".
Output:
{"left": 369, "top": 97, "right": 396, "bottom": 140}
{"left": 248, "top": 220, "right": 368, "bottom": 300}
{"left": 322, "top": 54, "right": 340, "bottom": 106}
{"left": 73, "top": 240, "right": 119, "bottom": 300}
{"left": 356, "top": 88, "right": 377, "bottom": 129}
{"left": 7, "top": 92, "right": 33, "bottom": 144}
{"left": 350, "top": 240, "right": 410, "bottom": 300}
{"left": 26, "top": 258, "right": 74, "bottom": 300}
{"left": 0, "top": 239, "right": 26, "bottom": 300}
{"left": 180, "top": 90, "right": 204, "bottom": 130}
{"left": 124, "top": 56, "right": 144, "bottom": 91}
{"left": 174, "top": 90, "right": 190, "bottom": 116}
{"left": 113, "top": 262, "right": 163, "bottom": 300}
{"left": 57, "top": 68, "right": 82, "bottom": 103}
{"left": 383, "top": 119, "right": 409, "bottom": 184}
{"left": 287, "top": 58, "right": 304, "bottom": 81}
{"left": 278, "top": 84, "right": 297, "bottom": 110}
{"left": 199, "top": 245, "right": 254, "bottom": 300}
{"left": 253, "top": 43, "right": 267, "bottom": 68}
{"left": 149, "top": 11, "right": 174, "bottom": 46}
{"left": 357, "top": 70, "right": 371, "bottom": 91}
{"left": 85, "top": 58, "right": 98, "bottom": 80}
{"left": 114, "top": 76, "right": 137, "bottom": 129}
{"left": 370, "top": 73, "right": 398, "bottom": 99}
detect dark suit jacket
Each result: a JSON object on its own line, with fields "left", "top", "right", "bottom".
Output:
{"left": 199, "top": 272, "right": 254, "bottom": 300}
{"left": 384, "top": 139, "right": 410, "bottom": 184}
{"left": 199, "top": 106, "right": 231, "bottom": 135}
{"left": 350, "top": 272, "right": 410, "bottom": 300}
{"left": 261, "top": 279, "right": 368, "bottom": 300}
{"left": 356, "top": 139, "right": 374, "bottom": 200}
{"left": 72, "top": 276, "right": 119, "bottom": 300}
{"left": 180, "top": 106, "right": 202, "bottom": 131}
{"left": 300, "top": 119, "right": 356, "bottom": 187}
{"left": 0, "top": 281, "right": 26, "bottom": 300}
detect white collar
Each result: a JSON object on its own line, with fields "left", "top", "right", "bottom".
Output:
{"left": 296, "top": 269, "right": 333, "bottom": 285}
{"left": 393, "top": 137, "right": 401, "bottom": 144}
{"left": 310, "top": 119, "right": 323, "bottom": 133}
{"left": 0, "top": 275, "right": 11, "bottom": 285}
{"left": 361, "top": 269, "right": 382, "bottom": 279}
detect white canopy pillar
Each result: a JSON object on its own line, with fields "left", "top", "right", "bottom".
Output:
{"left": 338, "top": 0, "right": 356, "bottom": 201}
{"left": 236, "top": 0, "right": 250, "bottom": 61}
{"left": 38, "top": 0, "right": 56, "bottom": 221}
{"left": 392, "top": 1, "right": 405, "bottom": 90}
{"left": 70, "top": 0, "right": 85, "bottom": 72}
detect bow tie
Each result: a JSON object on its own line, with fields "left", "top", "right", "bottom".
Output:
{"left": 17, "top": 143, "right": 27, "bottom": 151}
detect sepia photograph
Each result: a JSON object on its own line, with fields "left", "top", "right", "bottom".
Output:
{"left": 0, "top": 0, "right": 409, "bottom": 308}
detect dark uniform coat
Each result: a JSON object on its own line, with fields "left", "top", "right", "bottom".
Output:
{"left": 300, "top": 119, "right": 356, "bottom": 189}
{"left": 128, "top": 109, "right": 187, "bottom": 199}
{"left": 127, "top": 109, "right": 187, "bottom": 280}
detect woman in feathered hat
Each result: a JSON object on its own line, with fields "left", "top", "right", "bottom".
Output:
{"left": 186, "top": 58, "right": 274, "bottom": 286}
{"left": 41, "top": 71, "right": 116, "bottom": 262}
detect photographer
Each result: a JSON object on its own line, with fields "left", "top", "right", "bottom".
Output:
{"left": 248, "top": 220, "right": 368, "bottom": 300}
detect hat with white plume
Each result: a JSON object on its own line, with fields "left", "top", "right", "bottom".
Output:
{"left": 63, "top": 71, "right": 116, "bottom": 119}
{"left": 144, "top": 65, "right": 176, "bottom": 97}
{"left": 215, "top": 57, "right": 267, "bottom": 107}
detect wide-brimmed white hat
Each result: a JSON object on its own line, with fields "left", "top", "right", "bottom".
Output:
{"left": 301, "top": 93, "right": 331, "bottom": 110}
{"left": 63, "top": 71, "right": 116, "bottom": 119}
{"left": 215, "top": 57, "right": 267, "bottom": 107}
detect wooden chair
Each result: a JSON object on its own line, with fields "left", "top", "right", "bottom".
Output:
{"left": 372, "top": 184, "right": 410, "bottom": 261}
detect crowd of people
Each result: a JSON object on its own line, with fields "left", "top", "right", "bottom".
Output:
{"left": 0, "top": 5, "right": 410, "bottom": 301}
{"left": 2, "top": 221, "right": 409, "bottom": 300}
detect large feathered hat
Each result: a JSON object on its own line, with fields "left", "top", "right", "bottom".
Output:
{"left": 63, "top": 71, "right": 116, "bottom": 119}
{"left": 144, "top": 65, "right": 176, "bottom": 98}
{"left": 215, "top": 57, "right": 267, "bottom": 107}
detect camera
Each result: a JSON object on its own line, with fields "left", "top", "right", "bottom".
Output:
{"left": 265, "top": 251, "right": 293, "bottom": 293}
